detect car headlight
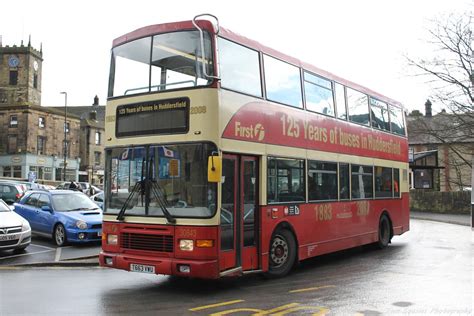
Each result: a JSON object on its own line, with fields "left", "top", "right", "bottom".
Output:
{"left": 21, "top": 220, "right": 30, "bottom": 232}
{"left": 76, "top": 220, "right": 88, "bottom": 230}
{"left": 179, "top": 239, "right": 194, "bottom": 251}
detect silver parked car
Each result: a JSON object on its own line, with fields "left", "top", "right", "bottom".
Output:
{"left": 0, "top": 199, "right": 31, "bottom": 252}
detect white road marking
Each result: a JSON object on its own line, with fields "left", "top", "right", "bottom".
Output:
{"left": 54, "top": 247, "right": 62, "bottom": 262}
{"left": 0, "top": 249, "right": 54, "bottom": 260}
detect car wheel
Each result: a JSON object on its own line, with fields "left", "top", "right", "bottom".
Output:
{"left": 377, "top": 214, "right": 392, "bottom": 249}
{"left": 54, "top": 223, "right": 67, "bottom": 247}
{"left": 265, "top": 229, "right": 296, "bottom": 278}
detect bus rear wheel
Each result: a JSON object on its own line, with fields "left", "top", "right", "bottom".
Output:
{"left": 266, "top": 229, "right": 296, "bottom": 278}
{"left": 377, "top": 214, "right": 392, "bottom": 249}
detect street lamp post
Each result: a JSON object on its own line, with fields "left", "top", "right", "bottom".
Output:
{"left": 60, "top": 92, "right": 67, "bottom": 182}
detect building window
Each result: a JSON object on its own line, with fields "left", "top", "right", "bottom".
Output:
{"left": 9, "top": 115, "right": 18, "bottom": 128}
{"left": 7, "top": 135, "right": 17, "bottom": 154}
{"left": 95, "top": 131, "right": 101, "bottom": 145}
{"left": 64, "top": 122, "right": 70, "bottom": 133}
{"left": 2, "top": 166, "right": 21, "bottom": 179}
{"left": 267, "top": 157, "right": 305, "bottom": 203}
{"left": 39, "top": 117, "right": 45, "bottom": 128}
{"left": 34, "top": 74, "right": 38, "bottom": 89}
{"left": 94, "top": 151, "right": 101, "bottom": 165}
{"left": 9, "top": 71, "right": 18, "bottom": 85}
{"left": 3, "top": 166, "right": 11, "bottom": 177}
{"left": 13, "top": 166, "right": 21, "bottom": 178}
{"left": 37, "top": 136, "right": 46, "bottom": 155}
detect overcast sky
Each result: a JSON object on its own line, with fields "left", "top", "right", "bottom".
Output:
{"left": 0, "top": 0, "right": 470, "bottom": 113}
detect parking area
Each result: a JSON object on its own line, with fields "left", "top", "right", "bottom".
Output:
{"left": 0, "top": 235, "right": 100, "bottom": 266}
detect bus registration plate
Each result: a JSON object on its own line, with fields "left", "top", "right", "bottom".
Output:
{"left": 130, "top": 263, "right": 155, "bottom": 274}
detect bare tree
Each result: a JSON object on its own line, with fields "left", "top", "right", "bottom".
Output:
{"left": 407, "top": 12, "right": 472, "bottom": 113}
{"left": 406, "top": 12, "right": 473, "bottom": 190}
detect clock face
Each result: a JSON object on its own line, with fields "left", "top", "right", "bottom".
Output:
{"left": 33, "top": 60, "right": 39, "bottom": 71}
{"left": 8, "top": 56, "right": 20, "bottom": 68}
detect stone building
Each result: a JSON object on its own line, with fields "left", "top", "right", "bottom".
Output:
{"left": 407, "top": 100, "right": 473, "bottom": 192}
{"left": 46, "top": 97, "right": 105, "bottom": 185}
{"left": 0, "top": 40, "right": 104, "bottom": 184}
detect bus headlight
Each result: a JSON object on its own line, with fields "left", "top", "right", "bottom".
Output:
{"left": 179, "top": 239, "right": 194, "bottom": 251}
{"left": 107, "top": 234, "right": 118, "bottom": 245}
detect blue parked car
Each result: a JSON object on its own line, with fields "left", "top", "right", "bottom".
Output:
{"left": 14, "top": 190, "right": 102, "bottom": 246}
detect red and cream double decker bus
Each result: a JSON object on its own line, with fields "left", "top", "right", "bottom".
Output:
{"left": 99, "top": 14, "right": 409, "bottom": 279}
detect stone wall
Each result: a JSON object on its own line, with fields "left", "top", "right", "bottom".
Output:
{"left": 410, "top": 190, "right": 471, "bottom": 214}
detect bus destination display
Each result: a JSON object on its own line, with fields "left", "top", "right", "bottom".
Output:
{"left": 116, "top": 98, "right": 189, "bottom": 137}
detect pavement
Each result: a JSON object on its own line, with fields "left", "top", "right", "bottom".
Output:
{"left": 5, "top": 211, "right": 471, "bottom": 269}
{"left": 410, "top": 211, "right": 471, "bottom": 227}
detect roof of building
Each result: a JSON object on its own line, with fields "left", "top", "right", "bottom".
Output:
{"left": 46, "top": 105, "right": 105, "bottom": 122}
{"left": 407, "top": 112, "right": 474, "bottom": 145}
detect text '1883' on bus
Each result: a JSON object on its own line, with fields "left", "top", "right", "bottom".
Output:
{"left": 99, "top": 14, "right": 409, "bottom": 279}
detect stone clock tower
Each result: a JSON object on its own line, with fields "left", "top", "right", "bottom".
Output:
{"left": 0, "top": 38, "right": 43, "bottom": 106}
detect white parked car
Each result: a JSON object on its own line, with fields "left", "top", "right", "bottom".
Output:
{"left": 0, "top": 199, "right": 31, "bottom": 252}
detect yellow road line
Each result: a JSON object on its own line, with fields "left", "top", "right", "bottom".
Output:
{"left": 189, "top": 299, "right": 244, "bottom": 312}
{"left": 289, "top": 285, "right": 336, "bottom": 293}
{"left": 253, "top": 303, "right": 300, "bottom": 315}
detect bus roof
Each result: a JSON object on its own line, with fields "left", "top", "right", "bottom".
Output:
{"left": 112, "top": 19, "right": 404, "bottom": 110}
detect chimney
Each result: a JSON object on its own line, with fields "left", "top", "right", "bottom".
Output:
{"left": 89, "top": 110, "right": 97, "bottom": 121}
{"left": 93, "top": 95, "right": 99, "bottom": 106}
{"left": 425, "top": 99, "right": 432, "bottom": 117}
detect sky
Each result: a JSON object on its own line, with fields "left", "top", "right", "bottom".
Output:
{"left": 0, "top": 0, "right": 471, "bottom": 113}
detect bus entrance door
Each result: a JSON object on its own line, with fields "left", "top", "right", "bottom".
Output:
{"left": 219, "top": 154, "right": 259, "bottom": 274}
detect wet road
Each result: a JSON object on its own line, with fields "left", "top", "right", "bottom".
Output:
{"left": 0, "top": 219, "right": 472, "bottom": 315}
{"left": 0, "top": 235, "right": 100, "bottom": 265}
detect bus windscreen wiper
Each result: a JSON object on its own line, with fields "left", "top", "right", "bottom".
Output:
{"left": 147, "top": 157, "right": 176, "bottom": 224}
{"left": 117, "top": 157, "right": 146, "bottom": 221}
{"left": 147, "top": 179, "right": 176, "bottom": 224}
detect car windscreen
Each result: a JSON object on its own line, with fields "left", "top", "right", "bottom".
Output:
{"left": 0, "top": 200, "right": 10, "bottom": 212}
{"left": 51, "top": 193, "right": 100, "bottom": 212}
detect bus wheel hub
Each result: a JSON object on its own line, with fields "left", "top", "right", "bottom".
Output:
{"left": 271, "top": 236, "right": 288, "bottom": 265}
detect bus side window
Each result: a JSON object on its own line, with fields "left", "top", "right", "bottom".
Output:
{"left": 339, "top": 163, "right": 350, "bottom": 200}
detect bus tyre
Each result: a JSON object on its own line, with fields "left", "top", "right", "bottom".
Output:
{"left": 377, "top": 215, "right": 391, "bottom": 249}
{"left": 54, "top": 223, "right": 67, "bottom": 247}
{"left": 266, "top": 229, "right": 296, "bottom": 278}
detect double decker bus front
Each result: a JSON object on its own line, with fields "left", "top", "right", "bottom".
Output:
{"left": 100, "top": 20, "right": 222, "bottom": 279}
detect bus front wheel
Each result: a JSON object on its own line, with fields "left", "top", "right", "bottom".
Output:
{"left": 266, "top": 229, "right": 296, "bottom": 278}
{"left": 377, "top": 214, "right": 392, "bottom": 249}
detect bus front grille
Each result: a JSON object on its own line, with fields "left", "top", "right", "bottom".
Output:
{"left": 121, "top": 233, "right": 174, "bottom": 253}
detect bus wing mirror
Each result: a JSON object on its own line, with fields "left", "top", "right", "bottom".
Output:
{"left": 208, "top": 155, "right": 222, "bottom": 183}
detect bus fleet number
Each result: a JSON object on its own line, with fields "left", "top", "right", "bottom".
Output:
{"left": 315, "top": 204, "right": 332, "bottom": 221}
{"left": 190, "top": 106, "right": 207, "bottom": 114}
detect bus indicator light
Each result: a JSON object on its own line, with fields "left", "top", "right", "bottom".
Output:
{"left": 196, "top": 239, "right": 214, "bottom": 248}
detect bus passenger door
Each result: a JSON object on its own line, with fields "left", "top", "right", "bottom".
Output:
{"left": 219, "top": 154, "right": 259, "bottom": 273}
{"left": 240, "top": 156, "right": 259, "bottom": 270}
{"left": 219, "top": 155, "right": 238, "bottom": 271}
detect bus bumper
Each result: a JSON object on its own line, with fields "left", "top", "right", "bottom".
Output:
{"left": 99, "top": 252, "right": 220, "bottom": 279}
